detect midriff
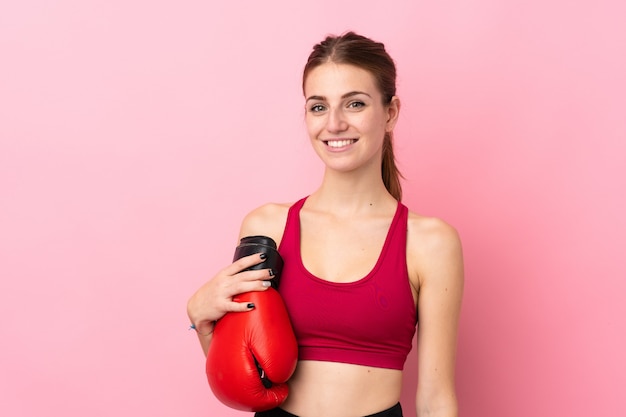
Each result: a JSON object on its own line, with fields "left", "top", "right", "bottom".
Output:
{"left": 280, "top": 360, "right": 403, "bottom": 417}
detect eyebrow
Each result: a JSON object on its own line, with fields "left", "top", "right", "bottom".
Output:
{"left": 305, "top": 91, "right": 372, "bottom": 102}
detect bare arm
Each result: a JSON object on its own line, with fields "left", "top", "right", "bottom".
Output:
{"left": 408, "top": 216, "right": 464, "bottom": 417}
{"left": 186, "top": 203, "right": 289, "bottom": 355}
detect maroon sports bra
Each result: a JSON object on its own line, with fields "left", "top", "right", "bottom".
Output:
{"left": 277, "top": 197, "right": 417, "bottom": 370}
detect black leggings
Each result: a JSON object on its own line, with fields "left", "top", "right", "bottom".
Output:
{"left": 254, "top": 402, "right": 403, "bottom": 417}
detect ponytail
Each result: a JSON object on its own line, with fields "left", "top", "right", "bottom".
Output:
{"left": 381, "top": 132, "right": 403, "bottom": 201}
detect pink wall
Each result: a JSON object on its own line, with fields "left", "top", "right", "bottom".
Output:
{"left": 1, "top": 1, "right": 624, "bottom": 416}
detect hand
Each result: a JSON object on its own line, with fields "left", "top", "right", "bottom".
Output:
{"left": 187, "top": 253, "right": 273, "bottom": 331}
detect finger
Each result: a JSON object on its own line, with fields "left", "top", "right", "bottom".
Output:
{"left": 225, "top": 253, "right": 266, "bottom": 275}
{"left": 229, "top": 277, "right": 272, "bottom": 296}
{"left": 225, "top": 300, "right": 257, "bottom": 313}
{"left": 236, "top": 267, "right": 276, "bottom": 282}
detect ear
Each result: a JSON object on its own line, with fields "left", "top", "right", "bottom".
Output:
{"left": 385, "top": 96, "right": 401, "bottom": 132}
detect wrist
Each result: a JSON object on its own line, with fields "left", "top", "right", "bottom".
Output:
{"left": 189, "top": 320, "right": 216, "bottom": 336}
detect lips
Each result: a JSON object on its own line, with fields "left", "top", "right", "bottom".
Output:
{"left": 324, "top": 139, "right": 358, "bottom": 148}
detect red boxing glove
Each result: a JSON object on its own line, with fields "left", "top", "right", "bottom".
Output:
{"left": 206, "top": 236, "right": 298, "bottom": 412}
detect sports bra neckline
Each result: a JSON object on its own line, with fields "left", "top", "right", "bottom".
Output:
{"left": 292, "top": 196, "right": 402, "bottom": 287}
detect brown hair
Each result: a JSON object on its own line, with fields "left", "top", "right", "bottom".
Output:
{"left": 303, "top": 31, "right": 403, "bottom": 201}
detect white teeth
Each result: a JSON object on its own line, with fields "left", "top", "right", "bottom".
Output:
{"left": 326, "top": 139, "right": 355, "bottom": 148}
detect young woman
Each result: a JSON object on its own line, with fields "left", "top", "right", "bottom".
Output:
{"left": 187, "top": 32, "right": 464, "bottom": 417}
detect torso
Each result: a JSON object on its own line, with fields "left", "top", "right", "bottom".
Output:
{"left": 240, "top": 198, "right": 425, "bottom": 417}
{"left": 299, "top": 201, "right": 399, "bottom": 284}
{"left": 283, "top": 361, "right": 403, "bottom": 417}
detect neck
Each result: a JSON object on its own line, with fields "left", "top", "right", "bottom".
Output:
{"left": 307, "top": 167, "right": 396, "bottom": 217}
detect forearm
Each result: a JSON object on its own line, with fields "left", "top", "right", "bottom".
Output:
{"left": 196, "top": 331, "right": 213, "bottom": 356}
{"left": 187, "top": 298, "right": 216, "bottom": 356}
{"left": 192, "top": 322, "right": 215, "bottom": 356}
{"left": 416, "top": 396, "right": 458, "bottom": 417}
{"left": 417, "top": 405, "right": 458, "bottom": 417}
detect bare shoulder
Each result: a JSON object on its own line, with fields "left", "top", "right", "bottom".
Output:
{"left": 239, "top": 202, "right": 292, "bottom": 246}
{"left": 407, "top": 211, "right": 462, "bottom": 253}
{"left": 406, "top": 211, "right": 464, "bottom": 288}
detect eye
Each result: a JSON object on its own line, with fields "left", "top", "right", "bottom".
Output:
{"left": 309, "top": 104, "right": 326, "bottom": 113}
{"left": 347, "top": 101, "right": 365, "bottom": 109}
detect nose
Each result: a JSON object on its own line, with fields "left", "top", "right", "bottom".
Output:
{"left": 326, "top": 107, "right": 348, "bottom": 133}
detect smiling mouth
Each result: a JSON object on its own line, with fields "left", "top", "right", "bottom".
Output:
{"left": 324, "top": 139, "right": 358, "bottom": 148}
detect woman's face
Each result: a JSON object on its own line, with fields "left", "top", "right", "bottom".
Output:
{"left": 303, "top": 62, "right": 399, "bottom": 174}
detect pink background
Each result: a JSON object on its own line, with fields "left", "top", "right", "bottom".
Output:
{"left": 1, "top": 1, "right": 625, "bottom": 416}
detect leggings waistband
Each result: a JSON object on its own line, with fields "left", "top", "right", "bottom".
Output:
{"left": 254, "top": 402, "right": 402, "bottom": 417}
